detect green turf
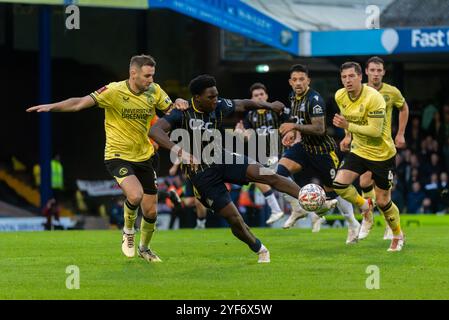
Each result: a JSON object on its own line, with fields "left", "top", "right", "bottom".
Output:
{"left": 1, "top": 223, "right": 449, "bottom": 300}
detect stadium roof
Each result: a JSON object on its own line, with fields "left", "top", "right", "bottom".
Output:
{"left": 242, "top": 0, "right": 395, "bottom": 31}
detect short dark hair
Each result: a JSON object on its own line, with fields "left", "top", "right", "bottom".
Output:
{"left": 366, "top": 56, "right": 385, "bottom": 68}
{"left": 289, "top": 64, "right": 309, "bottom": 77}
{"left": 189, "top": 74, "right": 216, "bottom": 96}
{"left": 249, "top": 82, "right": 267, "bottom": 95}
{"left": 340, "top": 61, "right": 362, "bottom": 75}
{"left": 129, "top": 54, "right": 156, "bottom": 69}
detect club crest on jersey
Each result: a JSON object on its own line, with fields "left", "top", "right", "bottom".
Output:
{"left": 147, "top": 96, "right": 155, "bottom": 105}
{"left": 359, "top": 104, "right": 364, "bottom": 113}
{"left": 383, "top": 95, "right": 390, "bottom": 102}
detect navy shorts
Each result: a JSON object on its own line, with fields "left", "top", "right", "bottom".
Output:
{"left": 189, "top": 152, "right": 250, "bottom": 212}
{"left": 183, "top": 179, "right": 195, "bottom": 198}
{"left": 282, "top": 143, "right": 339, "bottom": 188}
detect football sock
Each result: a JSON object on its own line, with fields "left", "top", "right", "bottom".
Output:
{"left": 263, "top": 189, "right": 282, "bottom": 213}
{"left": 336, "top": 196, "right": 359, "bottom": 227}
{"left": 378, "top": 201, "right": 402, "bottom": 236}
{"left": 332, "top": 182, "right": 366, "bottom": 208}
{"left": 139, "top": 216, "right": 156, "bottom": 251}
{"left": 124, "top": 199, "right": 138, "bottom": 231}
{"left": 249, "top": 238, "right": 262, "bottom": 253}
{"left": 362, "top": 184, "right": 376, "bottom": 202}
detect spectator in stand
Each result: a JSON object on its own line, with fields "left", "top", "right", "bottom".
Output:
{"left": 406, "top": 116, "right": 423, "bottom": 152}
{"left": 442, "top": 137, "right": 449, "bottom": 172}
{"left": 421, "top": 102, "right": 439, "bottom": 134}
{"left": 424, "top": 173, "right": 440, "bottom": 212}
{"left": 407, "top": 182, "right": 426, "bottom": 214}
{"left": 439, "top": 172, "right": 449, "bottom": 212}
{"left": 420, "top": 198, "right": 433, "bottom": 214}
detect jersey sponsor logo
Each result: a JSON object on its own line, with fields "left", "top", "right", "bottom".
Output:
{"left": 313, "top": 105, "right": 323, "bottom": 114}
{"left": 256, "top": 125, "right": 274, "bottom": 136}
{"left": 121, "top": 108, "right": 151, "bottom": 120}
{"left": 368, "top": 110, "right": 385, "bottom": 116}
{"left": 96, "top": 86, "right": 107, "bottom": 94}
{"left": 189, "top": 119, "right": 214, "bottom": 131}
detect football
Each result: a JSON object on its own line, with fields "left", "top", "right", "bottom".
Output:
{"left": 298, "top": 183, "right": 326, "bottom": 211}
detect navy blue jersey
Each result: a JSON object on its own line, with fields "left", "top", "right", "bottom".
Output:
{"left": 243, "top": 109, "right": 287, "bottom": 159}
{"left": 163, "top": 97, "right": 235, "bottom": 175}
{"left": 284, "top": 88, "right": 337, "bottom": 154}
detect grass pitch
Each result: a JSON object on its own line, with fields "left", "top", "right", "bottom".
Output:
{"left": 1, "top": 216, "right": 449, "bottom": 300}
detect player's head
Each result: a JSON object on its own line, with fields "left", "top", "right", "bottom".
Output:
{"left": 365, "top": 56, "right": 385, "bottom": 87}
{"left": 340, "top": 62, "right": 363, "bottom": 94}
{"left": 250, "top": 82, "right": 268, "bottom": 102}
{"left": 289, "top": 64, "right": 310, "bottom": 96}
{"left": 129, "top": 54, "right": 156, "bottom": 92}
{"left": 189, "top": 74, "right": 218, "bottom": 112}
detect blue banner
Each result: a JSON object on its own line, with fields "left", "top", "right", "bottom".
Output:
{"left": 149, "top": 0, "right": 299, "bottom": 55}
{"left": 308, "top": 26, "right": 449, "bottom": 57}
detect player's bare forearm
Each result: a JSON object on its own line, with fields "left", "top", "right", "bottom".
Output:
{"left": 397, "top": 101, "right": 409, "bottom": 136}
{"left": 149, "top": 119, "right": 176, "bottom": 151}
{"left": 26, "top": 96, "right": 95, "bottom": 113}
{"left": 296, "top": 117, "right": 325, "bottom": 135}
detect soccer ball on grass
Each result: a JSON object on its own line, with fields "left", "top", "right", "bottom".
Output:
{"left": 298, "top": 183, "right": 326, "bottom": 211}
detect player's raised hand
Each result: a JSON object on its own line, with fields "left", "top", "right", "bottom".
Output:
{"left": 174, "top": 98, "right": 189, "bottom": 111}
{"left": 333, "top": 114, "right": 349, "bottom": 129}
{"left": 26, "top": 104, "right": 52, "bottom": 113}
{"left": 270, "top": 101, "right": 285, "bottom": 113}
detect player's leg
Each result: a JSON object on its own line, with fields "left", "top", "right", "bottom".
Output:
{"left": 138, "top": 194, "right": 161, "bottom": 262}
{"left": 255, "top": 182, "right": 284, "bottom": 225}
{"left": 135, "top": 159, "right": 162, "bottom": 262}
{"left": 315, "top": 151, "right": 360, "bottom": 242}
{"left": 192, "top": 167, "right": 270, "bottom": 263}
{"left": 360, "top": 171, "right": 376, "bottom": 202}
{"left": 104, "top": 159, "right": 142, "bottom": 258}
{"left": 218, "top": 201, "right": 270, "bottom": 263}
{"left": 194, "top": 199, "right": 207, "bottom": 229}
{"left": 371, "top": 158, "right": 404, "bottom": 251}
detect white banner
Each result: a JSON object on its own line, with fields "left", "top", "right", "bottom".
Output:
{"left": 0, "top": 217, "right": 76, "bottom": 232}
{"left": 76, "top": 180, "right": 122, "bottom": 197}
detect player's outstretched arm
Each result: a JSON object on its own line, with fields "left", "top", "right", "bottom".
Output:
{"left": 233, "top": 99, "right": 285, "bottom": 113}
{"left": 395, "top": 101, "right": 409, "bottom": 148}
{"left": 26, "top": 95, "right": 96, "bottom": 113}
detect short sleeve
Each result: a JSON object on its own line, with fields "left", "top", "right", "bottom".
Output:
{"left": 216, "top": 98, "right": 235, "bottom": 117}
{"left": 90, "top": 83, "right": 115, "bottom": 109}
{"left": 392, "top": 87, "right": 405, "bottom": 110}
{"left": 155, "top": 86, "right": 173, "bottom": 111}
{"left": 162, "top": 109, "right": 183, "bottom": 129}
{"left": 308, "top": 94, "right": 326, "bottom": 117}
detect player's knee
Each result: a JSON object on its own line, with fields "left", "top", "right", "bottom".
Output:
{"left": 376, "top": 197, "right": 390, "bottom": 209}
{"left": 332, "top": 181, "right": 348, "bottom": 192}
{"left": 183, "top": 197, "right": 195, "bottom": 207}
{"left": 142, "top": 211, "right": 157, "bottom": 220}
{"left": 127, "top": 191, "right": 143, "bottom": 206}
